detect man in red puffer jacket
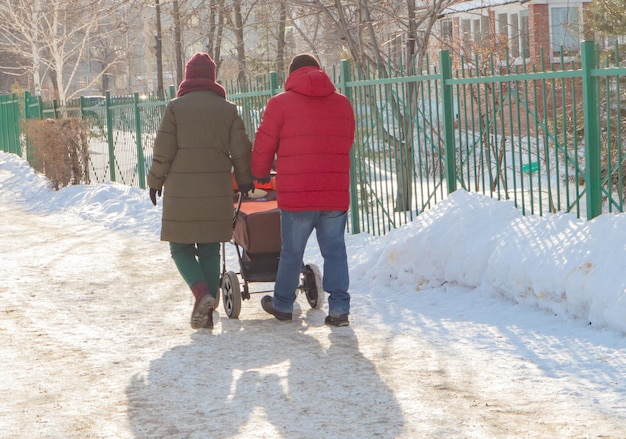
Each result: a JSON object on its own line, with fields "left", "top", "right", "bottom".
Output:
{"left": 251, "top": 53, "right": 356, "bottom": 327}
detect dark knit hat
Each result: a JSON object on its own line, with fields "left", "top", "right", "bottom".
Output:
{"left": 184, "top": 53, "right": 217, "bottom": 81}
{"left": 288, "top": 53, "right": 321, "bottom": 74}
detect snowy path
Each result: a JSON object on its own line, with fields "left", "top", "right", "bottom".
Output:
{"left": 1, "top": 201, "right": 626, "bottom": 438}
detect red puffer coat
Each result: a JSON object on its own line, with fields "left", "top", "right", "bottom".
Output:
{"left": 251, "top": 66, "right": 355, "bottom": 211}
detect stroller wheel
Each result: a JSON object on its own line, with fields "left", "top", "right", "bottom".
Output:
{"left": 301, "top": 263, "right": 325, "bottom": 309}
{"left": 220, "top": 271, "right": 242, "bottom": 319}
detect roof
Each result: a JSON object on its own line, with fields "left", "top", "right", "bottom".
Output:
{"left": 442, "top": 0, "right": 591, "bottom": 14}
{"left": 442, "top": 0, "right": 524, "bottom": 14}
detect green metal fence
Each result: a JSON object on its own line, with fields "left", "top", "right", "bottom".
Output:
{"left": 0, "top": 93, "right": 21, "bottom": 155}
{"left": 1, "top": 42, "right": 626, "bottom": 235}
{"left": 20, "top": 88, "right": 177, "bottom": 187}
{"left": 337, "top": 41, "right": 626, "bottom": 234}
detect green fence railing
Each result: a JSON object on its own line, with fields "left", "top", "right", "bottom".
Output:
{"left": 2, "top": 42, "right": 626, "bottom": 235}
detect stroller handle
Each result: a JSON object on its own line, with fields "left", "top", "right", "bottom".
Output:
{"left": 233, "top": 191, "right": 243, "bottom": 227}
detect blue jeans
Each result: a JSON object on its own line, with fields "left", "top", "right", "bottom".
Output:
{"left": 272, "top": 210, "right": 350, "bottom": 316}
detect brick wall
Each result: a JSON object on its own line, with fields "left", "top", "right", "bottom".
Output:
{"left": 528, "top": 4, "right": 550, "bottom": 61}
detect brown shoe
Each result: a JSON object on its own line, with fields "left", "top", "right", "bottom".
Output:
{"left": 191, "top": 294, "right": 215, "bottom": 329}
{"left": 190, "top": 281, "right": 216, "bottom": 329}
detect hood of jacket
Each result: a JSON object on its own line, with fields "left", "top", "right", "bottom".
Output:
{"left": 284, "top": 66, "right": 336, "bottom": 97}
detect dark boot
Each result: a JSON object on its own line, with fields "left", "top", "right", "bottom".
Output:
{"left": 190, "top": 281, "right": 215, "bottom": 329}
{"left": 261, "top": 295, "right": 292, "bottom": 321}
{"left": 325, "top": 314, "right": 349, "bottom": 327}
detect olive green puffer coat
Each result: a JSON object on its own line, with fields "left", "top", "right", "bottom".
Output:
{"left": 147, "top": 90, "right": 253, "bottom": 243}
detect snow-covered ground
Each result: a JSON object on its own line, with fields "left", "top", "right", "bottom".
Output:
{"left": 1, "top": 151, "right": 625, "bottom": 438}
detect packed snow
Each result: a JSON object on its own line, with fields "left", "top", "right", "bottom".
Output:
{"left": 1, "top": 150, "right": 625, "bottom": 438}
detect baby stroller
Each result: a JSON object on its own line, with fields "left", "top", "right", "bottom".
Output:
{"left": 218, "top": 182, "right": 324, "bottom": 318}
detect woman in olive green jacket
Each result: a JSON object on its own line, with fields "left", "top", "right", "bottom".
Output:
{"left": 148, "top": 52, "right": 254, "bottom": 330}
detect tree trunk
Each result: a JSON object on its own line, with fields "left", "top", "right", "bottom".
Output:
{"left": 172, "top": 0, "right": 183, "bottom": 86}
{"left": 48, "top": 67, "right": 60, "bottom": 103}
{"left": 392, "top": 0, "right": 419, "bottom": 212}
{"left": 155, "top": 0, "right": 164, "bottom": 97}
{"left": 207, "top": 0, "right": 225, "bottom": 75}
{"left": 233, "top": 0, "right": 246, "bottom": 87}
{"left": 31, "top": 0, "right": 43, "bottom": 96}
{"left": 275, "top": 0, "right": 287, "bottom": 75}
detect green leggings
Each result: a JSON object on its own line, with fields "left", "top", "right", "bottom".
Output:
{"left": 169, "top": 242, "right": 220, "bottom": 295}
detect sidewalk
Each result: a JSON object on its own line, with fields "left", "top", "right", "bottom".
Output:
{"left": 1, "top": 201, "right": 625, "bottom": 438}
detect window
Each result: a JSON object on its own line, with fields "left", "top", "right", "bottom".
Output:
{"left": 481, "top": 15, "right": 491, "bottom": 40}
{"left": 441, "top": 19, "right": 453, "bottom": 41}
{"left": 551, "top": 6, "right": 580, "bottom": 53}
{"left": 519, "top": 10, "right": 529, "bottom": 58}
{"left": 510, "top": 13, "right": 519, "bottom": 57}
{"left": 469, "top": 16, "right": 490, "bottom": 43}
{"left": 473, "top": 19, "right": 481, "bottom": 41}
{"left": 497, "top": 13, "right": 508, "bottom": 37}
{"left": 461, "top": 19, "right": 471, "bottom": 44}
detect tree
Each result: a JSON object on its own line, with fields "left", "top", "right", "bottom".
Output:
{"left": 162, "top": 0, "right": 231, "bottom": 87}
{"left": 206, "top": 0, "right": 226, "bottom": 75}
{"left": 0, "top": 0, "right": 136, "bottom": 105}
{"left": 231, "top": 0, "right": 247, "bottom": 86}
{"left": 0, "top": 0, "right": 45, "bottom": 96}
{"left": 172, "top": 0, "right": 184, "bottom": 86}
{"left": 275, "top": 0, "right": 288, "bottom": 75}
{"left": 154, "top": 0, "right": 165, "bottom": 97}
{"left": 2, "top": 0, "right": 459, "bottom": 105}
{"left": 0, "top": 50, "right": 27, "bottom": 93}
{"left": 90, "top": 1, "right": 145, "bottom": 95}
{"left": 217, "top": 1, "right": 290, "bottom": 84}
{"left": 287, "top": 0, "right": 457, "bottom": 211}
{"left": 587, "top": 0, "right": 626, "bottom": 38}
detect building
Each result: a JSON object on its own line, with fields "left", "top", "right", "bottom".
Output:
{"left": 438, "top": 0, "right": 597, "bottom": 66}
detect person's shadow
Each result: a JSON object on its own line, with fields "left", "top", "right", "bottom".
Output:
{"left": 126, "top": 309, "right": 404, "bottom": 438}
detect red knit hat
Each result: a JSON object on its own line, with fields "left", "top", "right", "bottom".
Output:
{"left": 184, "top": 53, "right": 216, "bottom": 81}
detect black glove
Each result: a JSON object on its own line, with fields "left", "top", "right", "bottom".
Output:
{"left": 255, "top": 175, "right": 271, "bottom": 184}
{"left": 149, "top": 188, "right": 162, "bottom": 206}
{"left": 238, "top": 182, "right": 255, "bottom": 197}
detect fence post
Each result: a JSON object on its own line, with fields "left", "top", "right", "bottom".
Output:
{"left": 440, "top": 50, "right": 457, "bottom": 194}
{"left": 52, "top": 99, "right": 59, "bottom": 119}
{"left": 22, "top": 91, "right": 35, "bottom": 163}
{"left": 36, "top": 95, "right": 44, "bottom": 120}
{"left": 134, "top": 92, "right": 146, "bottom": 189}
{"left": 23, "top": 91, "right": 30, "bottom": 119}
{"left": 105, "top": 91, "right": 116, "bottom": 182}
{"left": 8, "top": 94, "right": 20, "bottom": 155}
{"left": 79, "top": 96, "right": 86, "bottom": 118}
{"left": 269, "top": 71, "right": 278, "bottom": 96}
{"left": 581, "top": 41, "right": 602, "bottom": 219}
{"left": 339, "top": 59, "right": 361, "bottom": 234}
{"left": 0, "top": 95, "right": 7, "bottom": 153}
